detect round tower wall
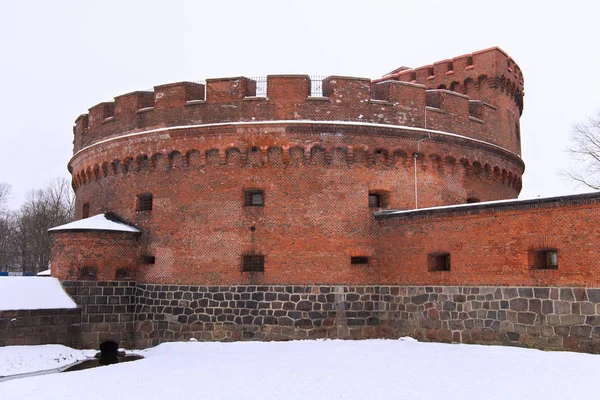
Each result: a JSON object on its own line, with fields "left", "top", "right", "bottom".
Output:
{"left": 69, "top": 123, "right": 522, "bottom": 284}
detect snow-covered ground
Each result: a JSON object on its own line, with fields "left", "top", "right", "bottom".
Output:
{"left": 0, "top": 277, "right": 77, "bottom": 311}
{"left": 0, "top": 345, "right": 94, "bottom": 378}
{"left": 1, "top": 339, "right": 599, "bottom": 399}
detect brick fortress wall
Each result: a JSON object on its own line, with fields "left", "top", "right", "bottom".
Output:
{"left": 60, "top": 47, "right": 524, "bottom": 285}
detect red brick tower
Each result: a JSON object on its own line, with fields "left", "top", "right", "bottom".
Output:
{"left": 52, "top": 47, "right": 524, "bottom": 285}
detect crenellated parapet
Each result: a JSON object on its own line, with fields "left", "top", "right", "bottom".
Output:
{"left": 72, "top": 48, "right": 524, "bottom": 157}
{"left": 378, "top": 47, "right": 524, "bottom": 115}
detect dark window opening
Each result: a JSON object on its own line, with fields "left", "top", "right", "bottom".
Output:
{"left": 250, "top": 146, "right": 259, "bottom": 152}
{"left": 428, "top": 253, "right": 451, "bottom": 272}
{"left": 244, "top": 189, "right": 264, "bottom": 206}
{"left": 137, "top": 193, "right": 153, "bottom": 211}
{"left": 115, "top": 268, "right": 132, "bottom": 280}
{"left": 447, "top": 61, "right": 454, "bottom": 72}
{"left": 428, "top": 67, "right": 434, "bottom": 77}
{"left": 368, "top": 191, "right": 389, "bottom": 208}
{"left": 530, "top": 249, "right": 558, "bottom": 270}
{"left": 82, "top": 203, "right": 90, "bottom": 219}
{"left": 242, "top": 255, "right": 264, "bottom": 272}
{"left": 351, "top": 256, "right": 369, "bottom": 266}
{"left": 467, "top": 56, "right": 473, "bottom": 66}
{"left": 368, "top": 193, "right": 381, "bottom": 208}
{"left": 140, "top": 255, "right": 156, "bottom": 264}
{"left": 466, "top": 197, "right": 480, "bottom": 204}
{"left": 80, "top": 266, "right": 97, "bottom": 280}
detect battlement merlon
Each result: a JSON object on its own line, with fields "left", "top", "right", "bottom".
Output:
{"left": 377, "top": 47, "right": 524, "bottom": 115}
{"left": 72, "top": 48, "right": 523, "bottom": 156}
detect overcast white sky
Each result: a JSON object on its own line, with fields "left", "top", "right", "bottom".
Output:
{"left": 1, "top": 0, "right": 599, "bottom": 209}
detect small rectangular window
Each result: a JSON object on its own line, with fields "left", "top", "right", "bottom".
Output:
{"left": 351, "top": 256, "right": 369, "bottom": 266}
{"left": 429, "top": 252, "right": 451, "bottom": 272}
{"left": 530, "top": 249, "right": 558, "bottom": 269}
{"left": 82, "top": 203, "right": 90, "bottom": 219}
{"left": 368, "top": 193, "right": 381, "bottom": 208}
{"left": 244, "top": 189, "right": 264, "bottom": 206}
{"left": 80, "top": 266, "right": 97, "bottom": 280}
{"left": 140, "top": 255, "right": 155, "bottom": 264}
{"left": 242, "top": 255, "right": 264, "bottom": 272}
{"left": 137, "top": 193, "right": 153, "bottom": 211}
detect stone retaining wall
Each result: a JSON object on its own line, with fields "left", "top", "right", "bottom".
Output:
{"left": 0, "top": 308, "right": 81, "bottom": 347}
{"left": 378, "top": 286, "right": 600, "bottom": 353}
{"left": 59, "top": 282, "right": 600, "bottom": 353}
{"left": 134, "top": 284, "right": 380, "bottom": 347}
{"left": 61, "top": 281, "right": 137, "bottom": 348}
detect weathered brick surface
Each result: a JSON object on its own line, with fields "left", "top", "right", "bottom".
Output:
{"left": 51, "top": 232, "right": 139, "bottom": 281}
{"left": 377, "top": 193, "right": 600, "bottom": 287}
{"left": 54, "top": 48, "right": 527, "bottom": 286}
{"left": 0, "top": 308, "right": 81, "bottom": 347}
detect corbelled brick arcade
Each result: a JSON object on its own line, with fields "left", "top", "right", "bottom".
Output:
{"left": 38, "top": 47, "right": 600, "bottom": 352}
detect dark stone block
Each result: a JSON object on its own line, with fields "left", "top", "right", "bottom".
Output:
{"left": 528, "top": 299, "right": 541, "bottom": 313}
{"left": 560, "top": 289, "right": 575, "bottom": 302}
{"left": 453, "top": 294, "right": 466, "bottom": 303}
{"left": 346, "top": 293, "right": 360, "bottom": 302}
{"left": 320, "top": 287, "right": 331, "bottom": 294}
{"left": 412, "top": 294, "right": 429, "bottom": 305}
{"left": 571, "top": 325, "right": 593, "bottom": 338}
{"left": 177, "top": 315, "right": 188, "bottom": 324}
{"left": 251, "top": 292, "right": 264, "bottom": 302}
{"left": 277, "top": 293, "right": 290, "bottom": 301}
{"left": 573, "top": 288, "right": 587, "bottom": 301}
{"left": 586, "top": 316, "right": 600, "bottom": 326}
{"left": 554, "top": 326, "right": 570, "bottom": 336}
{"left": 517, "top": 312, "right": 536, "bottom": 325}
{"left": 587, "top": 289, "right": 600, "bottom": 303}
{"left": 296, "top": 301, "right": 312, "bottom": 311}
{"left": 246, "top": 301, "right": 258, "bottom": 309}
{"left": 264, "top": 293, "right": 276, "bottom": 301}
{"left": 278, "top": 316, "right": 294, "bottom": 326}
{"left": 442, "top": 302, "right": 456, "bottom": 311}
{"left": 509, "top": 298, "right": 528, "bottom": 312}
{"left": 517, "top": 288, "right": 533, "bottom": 298}
{"left": 506, "top": 332, "right": 520, "bottom": 341}
{"left": 542, "top": 300, "right": 553, "bottom": 314}
{"left": 500, "top": 301, "right": 509, "bottom": 309}
{"left": 347, "top": 319, "right": 365, "bottom": 326}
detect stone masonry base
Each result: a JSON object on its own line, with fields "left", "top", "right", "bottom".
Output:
{"left": 48, "top": 282, "right": 600, "bottom": 353}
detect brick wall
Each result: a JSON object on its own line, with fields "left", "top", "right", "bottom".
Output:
{"left": 377, "top": 194, "right": 600, "bottom": 287}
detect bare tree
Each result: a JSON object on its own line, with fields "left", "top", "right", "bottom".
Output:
{"left": 0, "top": 182, "right": 10, "bottom": 213}
{"left": 0, "top": 183, "right": 17, "bottom": 273}
{"left": 566, "top": 111, "right": 600, "bottom": 190}
{"left": 16, "top": 178, "right": 74, "bottom": 274}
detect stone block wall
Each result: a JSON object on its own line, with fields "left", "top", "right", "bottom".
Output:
{"left": 62, "top": 281, "right": 137, "bottom": 348}
{"left": 134, "top": 284, "right": 380, "bottom": 347}
{"left": 378, "top": 286, "right": 600, "bottom": 353}
{"left": 0, "top": 308, "right": 81, "bottom": 347}
{"left": 52, "top": 281, "right": 600, "bottom": 354}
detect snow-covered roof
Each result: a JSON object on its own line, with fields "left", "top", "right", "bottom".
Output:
{"left": 0, "top": 277, "right": 77, "bottom": 311}
{"left": 48, "top": 214, "right": 139, "bottom": 233}
{"left": 375, "top": 191, "right": 600, "bottom": 219}
{"left": 36, "top": 269, "right": 51, "bottom": 276}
